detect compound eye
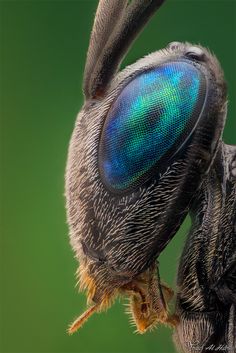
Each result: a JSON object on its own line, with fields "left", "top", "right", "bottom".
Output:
{"left": 99, "top": 61, "right": 207, "bottom": 193}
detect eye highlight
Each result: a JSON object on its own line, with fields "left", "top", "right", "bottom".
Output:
{"left": 99, "top": 61, "right": 207, "bottom": 192}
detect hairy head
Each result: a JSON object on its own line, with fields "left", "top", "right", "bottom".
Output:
{"left": 66, "top": 40, "right": 227, "bottom": 333}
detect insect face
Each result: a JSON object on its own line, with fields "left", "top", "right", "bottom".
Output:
{"left": 66, "top": 42, "right": 227, "bottom": 333}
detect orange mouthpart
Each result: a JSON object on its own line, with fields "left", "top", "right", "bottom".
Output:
{"left": 68, "top": 304, "right": 99, "bottom": 335}
{"left": 68, "top": 266, "right": 118, "bottom": 335}
{"left": 68, "top": 263, "right": 178, "bottom": 335}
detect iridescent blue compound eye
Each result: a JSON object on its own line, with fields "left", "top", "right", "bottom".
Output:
{"left": 99, "top": 61, "right": 207, "bottom": 192}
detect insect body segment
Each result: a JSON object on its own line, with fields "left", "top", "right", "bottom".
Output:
{"left": 174, "top": 143, "right": 236, "bottom": 353}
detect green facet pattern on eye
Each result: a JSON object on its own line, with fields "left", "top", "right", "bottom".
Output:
{"left": 99, "top": 61, "right": 206, "bottom": 191}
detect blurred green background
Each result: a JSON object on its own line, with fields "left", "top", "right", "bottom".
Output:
{"left": 0, "top": 0, "right": 235, "bottom": 352}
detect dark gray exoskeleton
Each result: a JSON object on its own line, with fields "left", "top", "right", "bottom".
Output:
{"left": 65, "top": 0, "right": 235, "bottom": 348}
{"left": 174, "top": 144, "right": 236, "bottom": 353}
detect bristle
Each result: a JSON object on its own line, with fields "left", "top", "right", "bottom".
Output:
{"left": 67, "top": 304, "right": 99, "bottom": 335}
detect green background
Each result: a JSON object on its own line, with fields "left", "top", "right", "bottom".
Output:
{"left": 1, "top": 1, "right": 235, "bottom": 352}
